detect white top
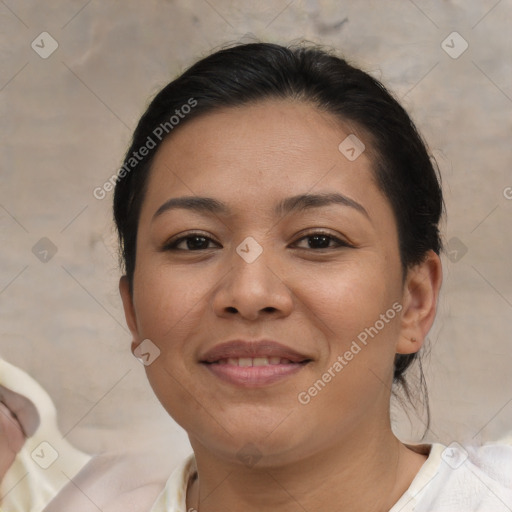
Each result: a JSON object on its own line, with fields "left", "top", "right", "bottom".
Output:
{"left": 149, "top": 441, "right": 512, "bottom": 511}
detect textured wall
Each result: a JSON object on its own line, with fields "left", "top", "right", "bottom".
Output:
{"left": 1, "top": 0, "right": 511, "bottom": 465}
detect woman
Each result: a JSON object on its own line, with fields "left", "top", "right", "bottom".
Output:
{"left": 114, "top": 42, "right": 512, "bottom": 511}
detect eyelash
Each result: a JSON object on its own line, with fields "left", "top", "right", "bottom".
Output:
{"left": 162, "top": 230, "right": 353, "bottom": 252}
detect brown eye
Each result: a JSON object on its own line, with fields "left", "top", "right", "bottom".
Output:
{"left": 293, "top": 231, "right": 351, "bottom": 250}
{"left": 163, "top": 233, "right": 221, "bottom": 251}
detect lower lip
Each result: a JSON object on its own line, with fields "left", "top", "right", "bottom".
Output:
{"left": 202, "top": 362, "right": 307, "bottom": 387}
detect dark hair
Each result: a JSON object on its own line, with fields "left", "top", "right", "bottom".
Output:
{"left": 113, "top": 42, "right": 443, "bottom": 420}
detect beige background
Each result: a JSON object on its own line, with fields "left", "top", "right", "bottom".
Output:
{"left": 1, "top": 0, "right": 511, "bottom": 466}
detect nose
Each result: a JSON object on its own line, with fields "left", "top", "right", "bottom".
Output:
{"left": 212, "top": 245, "right": 294, "bottom": 321}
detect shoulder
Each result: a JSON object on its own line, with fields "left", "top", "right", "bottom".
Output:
{"left": 395, "top": 440, "right": 512, "bottom": 512}
{"left": 149, "top": 454, "right": 196, "bottom": 512}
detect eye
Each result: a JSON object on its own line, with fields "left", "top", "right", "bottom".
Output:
{"left": 162, "top": 230, "right": 351, "bottom": 252}
{"left": 292, "top": 231, "right": 352, "bottom": 250}
{"left": 163, "top": 232, "right": 221, "bottom": 251}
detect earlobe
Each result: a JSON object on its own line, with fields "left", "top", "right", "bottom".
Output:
{"left": 396, "top": 250, "right": 443, "bottom": 355}
{"left": 119, "top": 276, "right": 140, "bottom": 354}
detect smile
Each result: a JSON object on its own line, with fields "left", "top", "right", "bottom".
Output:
{"left": 210, "top": 357, "right": 298, "bottom": 366}
{"left": 199, "top": 339, "right": 312, "bottom": 387}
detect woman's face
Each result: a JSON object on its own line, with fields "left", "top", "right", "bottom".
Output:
{"left": 121, "top": 100, "right": 435, "bottom": 465}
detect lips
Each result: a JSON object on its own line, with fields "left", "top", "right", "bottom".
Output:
{"left": 200, "top": 340, "right": 311, "bottom": 364}
{"left": 213, "top": 356, "right": 297, "bottom": 366}
{"left": 200, "top": 340, "right": 312, "bottom": 387}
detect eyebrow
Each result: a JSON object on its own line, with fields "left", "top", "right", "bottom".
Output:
{"left": 152, "top": 192, "right": 369, "bottom": 221}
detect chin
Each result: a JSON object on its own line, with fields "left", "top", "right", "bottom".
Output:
{"left": 204, "top": 418, "right": 308, "bottom": 460}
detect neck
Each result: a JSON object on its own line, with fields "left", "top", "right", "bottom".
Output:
{"left": 187, "top": 423, "right": 427, "bottom": 512}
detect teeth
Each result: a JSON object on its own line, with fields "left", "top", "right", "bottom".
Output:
{"left": 217, "top": 357, "right": 294, "bottom": 366}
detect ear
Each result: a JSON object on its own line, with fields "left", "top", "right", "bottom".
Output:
{"left": 119, "top": 276, "right": 141, "bottom": 356}
{"left": 396, "top": 250, "right": 443, "bottom": 354}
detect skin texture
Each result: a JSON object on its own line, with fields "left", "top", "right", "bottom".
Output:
{"left": 0, "top": 401, "right": 25, "bottom": 485}
{"left": 120, "top": 99, "right": 442, "bottom": 511}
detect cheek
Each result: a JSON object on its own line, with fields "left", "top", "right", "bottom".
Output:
{"left": 132, "top": 264, "right": 213, "bottom": 428}
{"left": 291, "top": 267, "right": 402, "bottom": 432}
{"left": 294, "top": 258, "right": 402, "bottom": 388}
{"left": 133, "top": 260, "right": 214, "bottom": 343}
{"left": 294, "top": 256, "right": 401, "bottom": 336}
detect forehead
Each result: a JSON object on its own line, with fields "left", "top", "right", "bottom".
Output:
{"left": 139, "top": 100, "right": 386, "bottom": 222}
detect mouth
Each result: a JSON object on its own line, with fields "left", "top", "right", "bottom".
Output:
{"left": 208, "top": 356, "right": 305, "bottom": 366}
{"left": 200, "top": 340, "right": 312, "bottom": 387}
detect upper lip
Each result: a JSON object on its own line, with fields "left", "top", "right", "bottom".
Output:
{"left": 200, "top": 340, "right": 311, "bottom": 364}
